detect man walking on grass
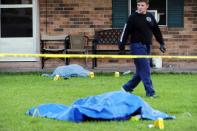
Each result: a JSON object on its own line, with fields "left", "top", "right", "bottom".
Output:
{"left": 119, "top": 0, "right": 166, "bottom": 98}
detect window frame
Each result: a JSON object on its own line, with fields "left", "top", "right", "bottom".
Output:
{"left": 147, "top": 10, "right": 158, "bottom": 22}
{"left": 0, "top": 0, "right": 40, "bottom": 62}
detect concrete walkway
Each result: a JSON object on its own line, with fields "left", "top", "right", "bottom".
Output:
{"left": 1, "top": 67, "right": 197, "bottom": 73}
{"left": 89, "top": 67, "right": 197, "bottom": 73}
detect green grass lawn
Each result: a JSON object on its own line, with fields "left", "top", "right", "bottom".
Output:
{"left": 0, "top": 72, "right": 197, "bottom": 131}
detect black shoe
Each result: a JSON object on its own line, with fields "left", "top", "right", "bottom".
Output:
{"left": 121, "top": 87, "right": 127, "bottom": 92}
{"left": 121, "top": 87, "right": 133, "bottom": 93}
{"left": 146, "top": 94, "right": 158, "bottom": 98}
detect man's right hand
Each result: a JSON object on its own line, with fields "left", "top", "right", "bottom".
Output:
{"left": 118, "top": 44, "right": 125, "bottom": 55}
{"left": 119, "top": 50, "right": 125, "bottom": 55}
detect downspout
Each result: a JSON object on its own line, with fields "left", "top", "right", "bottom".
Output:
{"left": 45, "top": 0, "right": 48, "bottom": 33}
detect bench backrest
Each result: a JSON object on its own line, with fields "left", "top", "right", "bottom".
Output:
{"left": 94, "top": 29, "right": 123, "bottom": 45}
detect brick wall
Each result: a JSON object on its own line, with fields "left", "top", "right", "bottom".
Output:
{"left": 40, "top": 0, "right": 112, "bottom": 35}
{"left": 39, "top": 0, "right": 197, "bottom": 69}
{"left": 40, "top": 0, "right": 115, "bottom": 68}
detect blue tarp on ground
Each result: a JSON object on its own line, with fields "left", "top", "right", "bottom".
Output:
{"left": 26, "top": 91, "right": 175, "bottom": 122}
{"left": 42, "top": 64, "right": 90, "bottom": 78}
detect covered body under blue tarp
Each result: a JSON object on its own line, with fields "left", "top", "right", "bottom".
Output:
{"left": 42, "top": 64, "right": 90, "bottom": 78}
{"left": 27, "top": 91, "right": 175, "bottom": 122}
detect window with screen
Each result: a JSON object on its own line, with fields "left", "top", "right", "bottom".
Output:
{"left": 112, "top": 0, "right": 184, "bottom": 28}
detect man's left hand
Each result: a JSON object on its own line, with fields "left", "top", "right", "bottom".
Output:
{"left": 159, "top": 45, "right": 166, "bottom": 53}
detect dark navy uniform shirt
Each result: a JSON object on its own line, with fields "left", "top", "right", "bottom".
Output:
{"left": 119, "top": 12, "right": 164, "bottom": 48}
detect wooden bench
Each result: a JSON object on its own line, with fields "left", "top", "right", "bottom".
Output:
{"left": 40, "top": 34, "right": 69, "bottom": 68}
{"left": 92, "top": 29, "right": 130, "bottom": 68}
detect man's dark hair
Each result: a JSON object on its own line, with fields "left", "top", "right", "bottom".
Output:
{"left": 137, "top": 0, "right": 149, "bottom": 4}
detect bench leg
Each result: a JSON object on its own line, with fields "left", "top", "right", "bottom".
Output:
{"left": 84, "top": 52, "right": 88, "bottom": 68}
{"left": 92, "top": 58, "right": 97, "bottom": 69}
{"left": 65, "top": 58, "right": 69, "bottom": 65}
{"left": 41, "top": 57, "right": 44, "bottom": 69}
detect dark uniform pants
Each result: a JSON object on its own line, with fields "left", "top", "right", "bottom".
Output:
{"left": 123, "top": 42, "right": 155, "bottom": 96}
